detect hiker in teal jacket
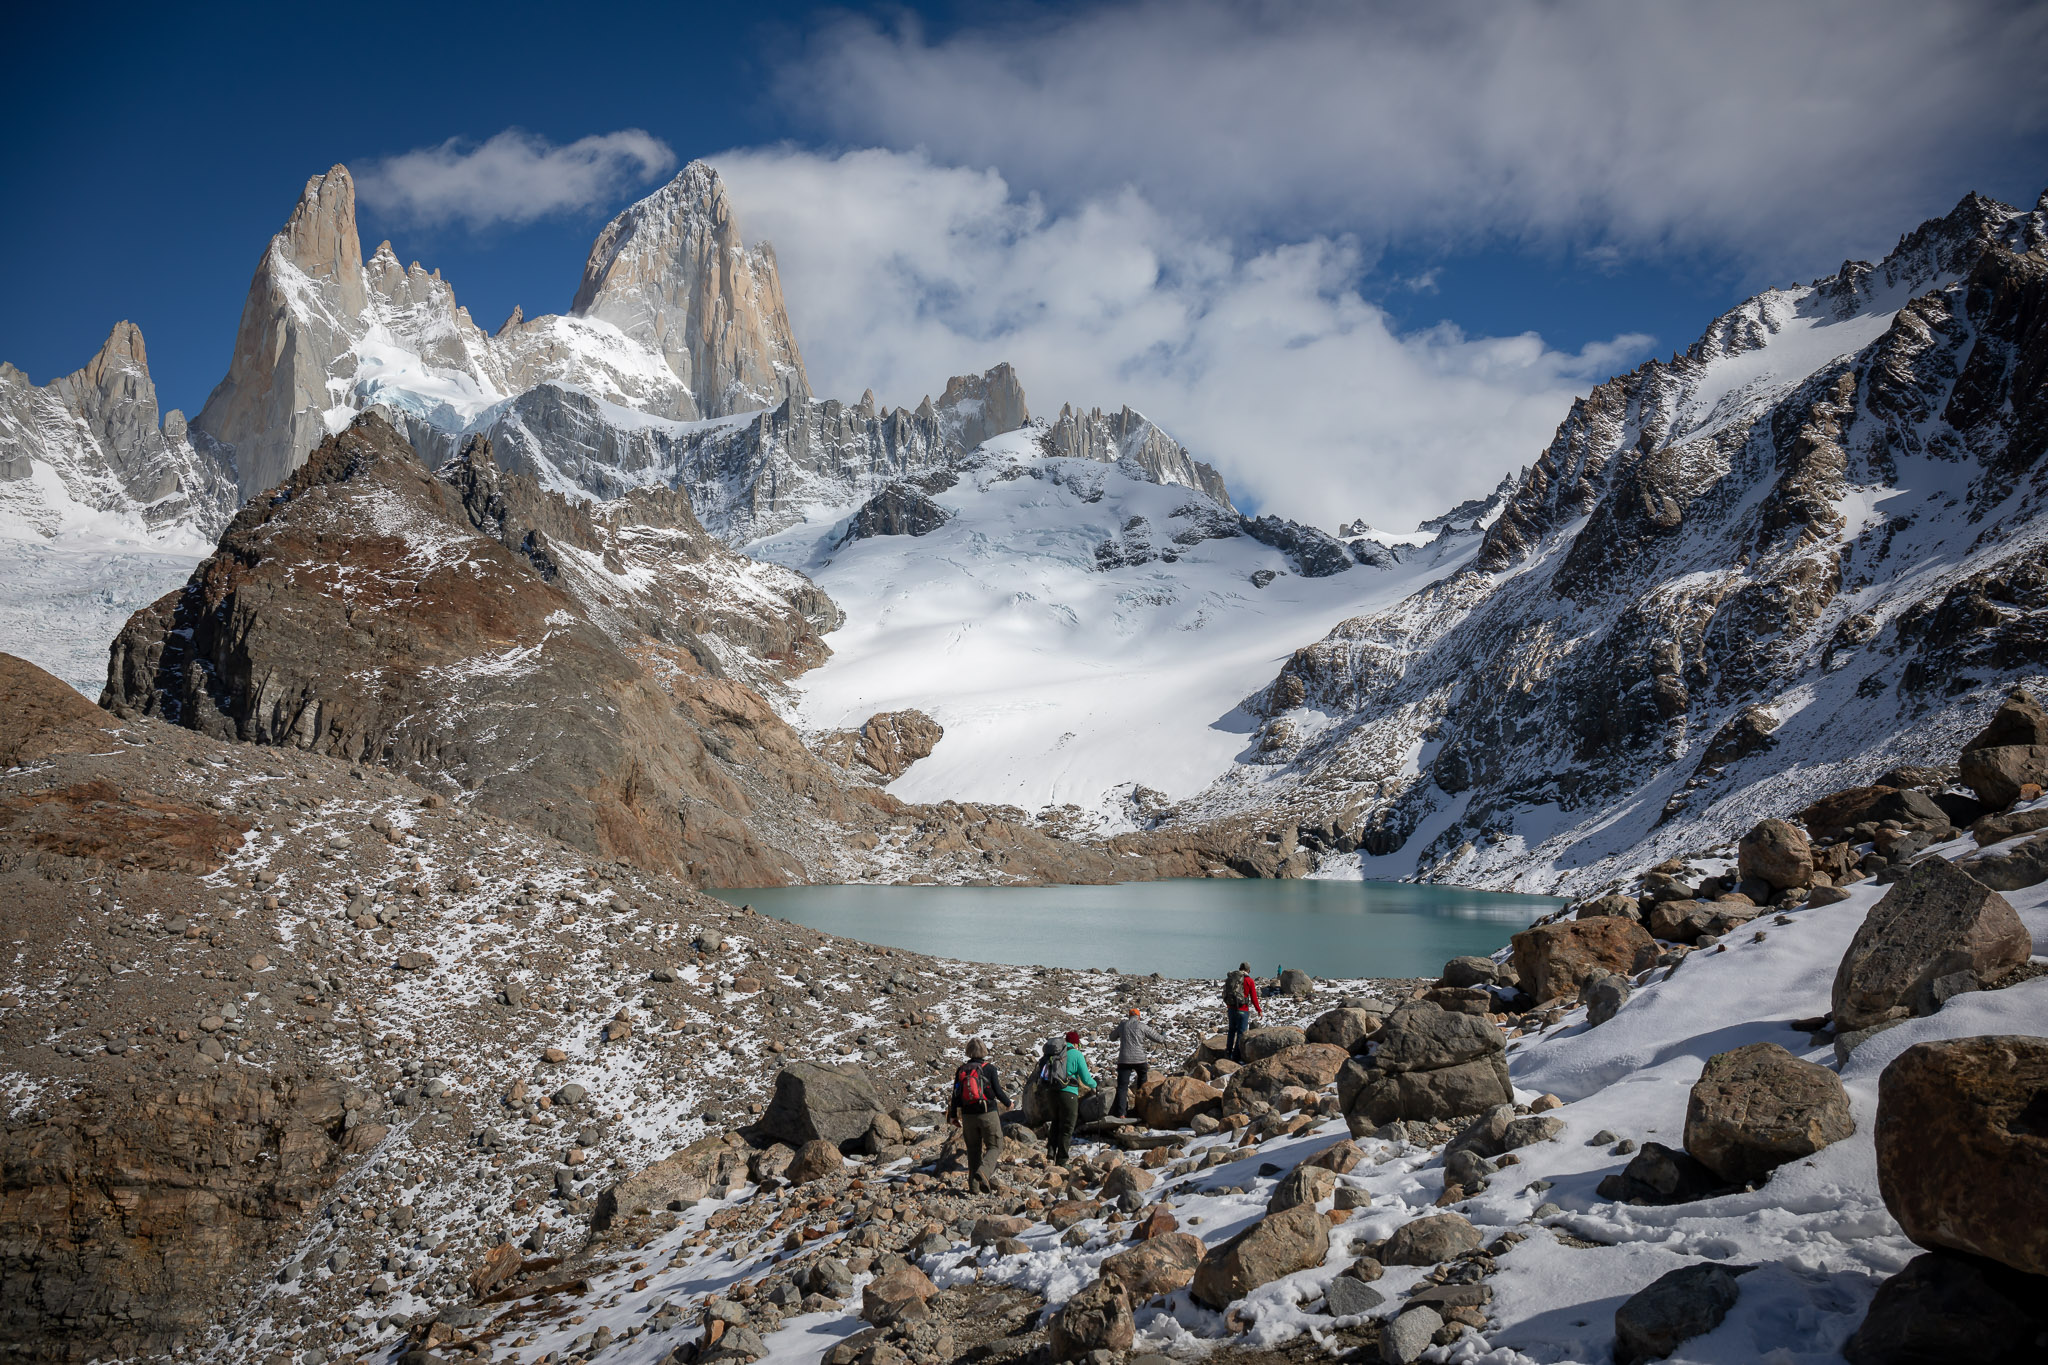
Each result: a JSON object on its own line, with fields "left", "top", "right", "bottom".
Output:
{"left": 1048, "top": 1029, "right": 1096, "bottom": 1164}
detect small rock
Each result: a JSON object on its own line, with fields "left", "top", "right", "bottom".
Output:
{"left": 1614, "top": 1262, "right": 1754, "bottom": 1365}
{"left": 1379, "top": 1307, "right": 1443, "bottom": 1364}
{"left": 1380, "top": 1212, "right": 1481, "bottom": 1266}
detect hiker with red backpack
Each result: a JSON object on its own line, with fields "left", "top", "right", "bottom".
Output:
{"left": 1224, "top": 961, "right": 1263, "bottom": 1063}
{"left": 945, "top": 1038, "right": 1011, "bottom": 1194}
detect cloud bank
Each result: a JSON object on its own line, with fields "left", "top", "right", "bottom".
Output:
{"left": 717, "top": 148, "right": 1647, "bottom": 530}
{"left": 357, "top": 128, "right": 675, "bottom": 229}
{"left": 778, "top": 0, "right": 2048, "bottom": 271}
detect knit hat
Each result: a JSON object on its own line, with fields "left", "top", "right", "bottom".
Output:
{"left": 1064, "top": 1030, "right": 1080, "bottom": 1044}
{"left": 1128, "top": 1006, "right": 1141, "bottom": 1016}
{"left": 967, "top": 1039, "right": 988, "bottom": 1058}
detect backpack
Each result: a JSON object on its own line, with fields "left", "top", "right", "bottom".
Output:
{"left": 1223, "top": 973, "right": 1247, "bottom": 1009}
{"left": 1035, "top": 1040, "right": 1067, "bottom": 1088}
{"left": 954, "top": 1061, "right": 988, "bottom": 1108}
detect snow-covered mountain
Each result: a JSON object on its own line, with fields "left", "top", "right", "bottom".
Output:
{"left": 1192, "top": 189, "right": 2048, "bottom": 893}
{"left": 0, "top": 321, "right": 239, "bottom": 693}
{"left": 747, "top": 427, "right": 1479, "bottom": 824}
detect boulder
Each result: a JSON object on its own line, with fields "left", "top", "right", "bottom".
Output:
{"left": 1614, "top": 1263, "right": 1754, "bottom": 1365}
{"left": 860, "top": 1264, "right": 937, "bottom": 1325}
{"left": 1501, "top": 1115, "right": 1566, "bottom": 1151}
{"left": 1596, "top": 1142, "right": 1731, "bottom": 1206}
{"left": 1438, "top": 956, "right": 1500, "bottom": 988}
{"left": 1323, "top": 1275, "right": 1386, "bottom": 1317}
{"left": 1584, "top": 972, "right": 1632, "bottom": 1026}
{"left": 1511, "top": 918, "right": 1657, "bottom": 1003}
{"left": 756, "top": 1062, "right": 895, "bottom": 1151}
{"left": 1964, "top": 688, "right": 2048, "bottom": 751}
{"left": 971, "top": 1215, "right": 1031, "bottom": 1246}
{"left": 1049, "top": 1278, "right": 1134, "bottom": 1360}
{"left": 786, "top": 1139, "right": 843, "bottom": 1185}
{"left": 1241, "top": 1026, "right": 1309, "bottom": 1063}
{"left": 591, "top": 1135, "right": 737, "bottom": 1229}
{"left": 1959, "top": 832, "right": 2048, "bottom": 892}
{"left": 1101, "top": 1232, "right": 1206, "bottom": 1299}
{"left": 1135, "top": 1076, "right": 1222, "bottom": 1130}
{"left": 749, "top": 1144, "right": 795, "bottom": 1184}
{"left": 1339, "top": 1003, "right": 1512, "bottom": 1132}
{"left": 1300, "top": 1139, "right": 1364, "bottom": 1175}
{"left": 1970, "top": 807, "right": 2048, "bottom": 846}
{"left": 1277, "top": 968, "right": 1314, "bottom": 996}
{"left": 1380, "top": 1212, "right": 1481, "bottom": 1266}
{"left": 1100, "top": 1164, "right": 1155, "bottom": 1199}
{"left": 1683, "top": 1043, "right": 1853, "bottom": 1185}
{"left": 1305, "top": 1007, "right": 1385, "bottom": 1052}
{"left": 1267, "top": 1164, "right": 1337, "bottom": 1213}
{"left": 1843, "top": 1251, "right": 2048, "bottom": 1365}
{"left": 1960, "top": 745, "right": 2048, "bottom": 810}
{"left": 1379, "top": 1307, "right": 1443, "bottom": 1364}
{"left": 1831, "top": 857, "right": 2032, "bottom": 1031}
{"left": 1190, "top": 1203, "right": 1330, "bottom": 1308}
{"left": 1224, "top": 1043, "right": 1351, "bottom": 1113}
{"left": 1444, "top": 1104, "right": 1516, "bottom": 1160}
{"left": 1799, "top": 787, "right": 1950, "bottom": 841}
{"left": 1738, "top": 819, "right": 1813, "bottom": 890}
{"left": 1576, "top": 894, "right": 1641, "bottom": 921}
{"left": 1875, "top": 1036, "right": 2048, "bottom": 1277}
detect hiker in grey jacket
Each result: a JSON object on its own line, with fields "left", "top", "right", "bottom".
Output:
{"left": 1108, "top": 1007, "right": 1168, "bottom": 1119}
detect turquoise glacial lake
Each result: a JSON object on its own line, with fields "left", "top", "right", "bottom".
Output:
{"left": 703, "top": 878, "right": 1560, "bottom": 981}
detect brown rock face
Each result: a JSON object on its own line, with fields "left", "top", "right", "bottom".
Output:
{"left": 0, "top": 778, "right": 249, "bottom": 876}
{"left": 820, "top": 710, "right": 945, "bottom": 779}
{"left": 1190, "top": 1203, "right": 1329, "bottom": 1308}
{"left": 99, "top": 414, "right": 857, "bottom": 887}
{"left": 1135, "top": 1076, "right": 1222, "bottom": 1130}
{"left": 0, "top": 1072, "right": 347, "bottom": 1359}
{"left": 1223, "top": 1044, "right": 1351, "bottom": 1114}
{"left": 1100, "top": 1232, "right": 1206, "bottom": 1299}
{"left": 1738, "top": 819, "right": 1814, "bottom": 890}
{"left": 1683, "top": 1042, "right": 1854, "bottom": 1185}
{"left": 0, "top": 654, "right": 120, "bottom": 766}
{"left": 1511, "top": 917, "right": 1656, "bottom": 1002}
{"left": 1830, "top": 857, "right": 2032, "bottom": 1031}
{"left": 1959, "top": 745, "right": 2048, "bottom": 810}
{"left": 1875, "top": 1036, "right": 2048, "bottom": 1277}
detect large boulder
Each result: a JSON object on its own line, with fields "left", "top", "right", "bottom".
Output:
{"left": 1190, "top": 1203, "right": 1330, "bottom": 1308}
{"left": 1614, "top": 1263, "right": 1754, "bottom": 1365}
{"left": 1305, "top": 1007, "right": 1384, "bottom": 1052}
{"left": 1338, "top": 1001, "right": 1511, "bottom": 1131}
{"left": 861, "top": 1264, "right": 937, "bottom": 1326}
{"left": 1438, "top": 956, "right": 1500, "bottom": 988}
{"left": 1596, "top": 1142, "right": 1731, "bottom": 1206}
{"left": 1959, "top": 746, "right": 2048, "bottom": 810}
{"left": 591, "top": 1134, "right": 742, "bottom": 1230}
{"left": 1830, "top": 857, "right": 2032, "bottom": 1031}
{"left": 1960, "top": 831, "right": 2048, "bottom": 892}
{"left": 1683, "top": 1042, "right": 1853, "bottom": 1185}
{"left": 1135, "top": 1075, "right": 1223, "bottom": 1130}
{"left": 1875, "top": 1036, "right": 2048, "bottom": 1277}
{"left": 1380, "top": 1212, "right": 1481, "bottom": 1266}
{"left": 1267, "top": 1164, "right": 1338, "bottom": 1213}
{"left": 1737, "top": 818, "right": 1813, "bottom": 890}
{"left": 756, "top": 1062, "right": 896, "bottom": 1151}
{"left": 1241, "top": 1026, "right": 1309, "bottom": 1063}
{"left": 786, "top": 1139, "right": 843, "bottom": 1185}
{"left": 1049, "top": 1278, "right": 1134, "bottom": 1360}
{"left": 1511, "top": 918, "right": 1656, "bottom": 1003}
{"left": 1799, "top": 786, "right": 1950, "bottom": 841}
{"left": 1963, "top": 688, "right": 2048, "bottom": 750}
{"left": 1224, "top": 1043, "right": 1351, "bottom": 1113}
{"left": 1843, "top": 1252, "right": 2048, "bottom": 1365}
{"left": 1101, "top": 1232, "right": 1206, "bottom": 1299}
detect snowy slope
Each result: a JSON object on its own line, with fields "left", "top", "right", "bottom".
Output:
{"left": 750, "top": 429, "right": 1480, "bottom": 823}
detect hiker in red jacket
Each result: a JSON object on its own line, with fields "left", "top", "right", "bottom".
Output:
{"left": 1224, "top": 962, "right": 1263, "bottom": 1062}
{"left": 946, "top": 1038, "right": 1011, "bottom": 1194}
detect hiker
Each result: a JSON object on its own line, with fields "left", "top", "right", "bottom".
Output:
{"left": 1108, "top": 1006, "right": 1167, "bottom": 1119}
{"left": 1041, "top": 1029, "right": 1096, "bottom": 1164}
{"left": 1224, "top": 961, "right": 1263, "bottom": 1062}
{"left": 945, "top": 1038, "right": 1011, "bottom": 1194}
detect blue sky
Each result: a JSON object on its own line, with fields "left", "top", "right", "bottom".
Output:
{"left": 5, "top": 0, "right": 2045, "bottom": 526}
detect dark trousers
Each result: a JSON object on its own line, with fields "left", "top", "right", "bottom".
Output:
{"left": 962, "top": 1110, "right": 1002, "bottom": 1192}
{"left": 1049, "top": 1090, "right": 1080, "bottom": 1163}
{"left": 1226, "top": 1007, "right": 1250, "bottom": 1062}
{"left": 1112, "top": 1063, "right": 1149, "bottom": 1118}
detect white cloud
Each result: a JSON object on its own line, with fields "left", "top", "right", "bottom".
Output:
{"left": 357, "top": 129, "right": 676, "bottom": 229}
{"left": 777, "top": 0, "right": 2048, "bottom": 273}
{"left": 716, "top": 147, "right": 1646, "bottom": 531}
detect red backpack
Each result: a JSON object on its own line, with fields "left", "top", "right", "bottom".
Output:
{"left": 955, "top": 1062, "right": 988, "bottom": 1107}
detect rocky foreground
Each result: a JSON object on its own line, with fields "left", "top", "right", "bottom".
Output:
{"left": 4, "top": 658, "right": 2047, "bottom": 1364}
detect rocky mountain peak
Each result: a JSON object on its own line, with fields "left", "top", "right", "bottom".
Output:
{"left": 276, "top": 164, "right": 367, "bottom": 317}
{"left": 569, "top": 160, "right": 810, "bottom": 418}
{"left": 934, "top": 362, "right": 1029, "bottom": 449}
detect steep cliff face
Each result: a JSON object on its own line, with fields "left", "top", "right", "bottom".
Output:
{"left": 191, "top": 162, "right": 809, "bottom": 501}
{"left": 1198, "top": 190, "right": 2048, "bottom": 893}
{"left": 571, "top": 161, "right": 810, "bottom": 418}
{"left": 0, "top": 322, "right": 237, "bottom": 540}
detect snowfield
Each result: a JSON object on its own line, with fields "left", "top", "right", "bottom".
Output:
{"left": 749, "top": 429, "right": 1479, "bottom": 824}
